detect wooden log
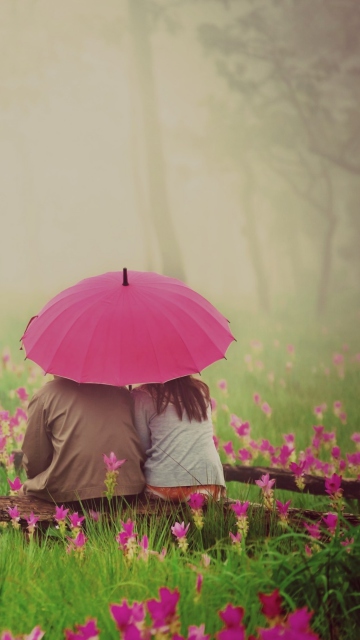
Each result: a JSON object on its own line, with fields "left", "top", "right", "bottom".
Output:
{"left": 13, "top": 452, "right": 360, "bottom": 500}
{"left": 1, "top": 495, "right": 359, "bottom": 528}
{"left": 223, "top": 464, "right": 360, "bottom": 500}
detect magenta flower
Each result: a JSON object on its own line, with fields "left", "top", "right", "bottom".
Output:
{"left": 253, "top": 393, "right": 261, "bottom": 405}
{"left": 110, "top": 600, "right": 145, "bottom": 633}
{"left": 261, "top": 402, "right": 272, "bottom": 417}
{"left": 234, "top": 422, "right": 251, "bottom": 438}
{"left": 258, "top": 607, "right": 319, "bottom": 640}
{"left": 7, "top": 477, "right": 22, "bottom": 492}
{"left": 331, "top": 446, "right": 341, "bottom": 460}
{"left": 24, "top": 628, "right": 45, "bottom": 640}
{"left": 7, "top": 505, "right": 21, "bottom": 520}
{"left": 339, "top": 411, "right": 347, "bottom": 425}
{"left": 69, "top": 512, "right": 85, "bottom": 529}
{"left": 218, "top": 604, "right": 245, "bottom": 640}
{"left": 238, "top": 448, "right": 252, "bottom": 463}
{"left": 324, "top": 473, "right": 342, "bottom": 496}
{"left": 188, "top": 493, "right": 206, "bottom": 511}
{"left": 255, "top": 473, "right": 275, "bottom": 494}
{"left": 16, "top": 387, "right": 28, "bottom": 402}
{"left": 333, "top": 353, "right": 344, "bottom": 365}
{"left": 258, "top": 588, "right": 283, "bottom": 619}
{"left": 304, "top": 522, "right": 321, "bottom": 540}
{"left": 196, "top": 573, "right": 203, "bottom": 595}
{"left": 289, "top": 461, "right": 306, "bottom": 477}
{"left": 230, "top": 501, "right": 249, "bottom": 517}
{"left": 313, "top": 406, "right": 323, "bottom": 419}
{"left": 229, "top": 531, "right": 242, "bottom": 545}
{"left": 103, "top": 452, "right": 126, "bottom": 472}
{"left": 312, "top": 424, "right": 324, "bottom": 437}
{"left": 351, "top": 433, "right": 360, "bottom": 445}
{"left": 25, "top": 513, "right": 39, "bottom": 528}
{"left": 67, "top": 530, "right": 87, "bottom": 549}
{"left": 322, "top": 513, "right": 338, "bottom": 535}
{"left": 223, "top": 441, "right": 235, "bottom": 459}
{"left": 217, "top": 379, "right": 228, "bottom": 392}
{"left": 188, "top": 624, "right": 210, "bottom": 640}
{"left": 54, "top": 505, "right": 69, "bottom": 522}
{"left": 147, "top": 587, "right": 180, "bottom": 632}
{"left": 323, "top": 431, "right": 335, "bottom": 443}
{"left": 171, "top": 521, "right": 190, "bottom": 539}
{"left": 64, "top": 618, "right": 99, "bottom": 639}
{"left": 275, "top": 500, "right": 291, "bottom": 517}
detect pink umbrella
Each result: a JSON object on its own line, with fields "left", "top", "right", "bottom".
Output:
{"left": 21, "top": 269, "right": 235, "bottom": 386}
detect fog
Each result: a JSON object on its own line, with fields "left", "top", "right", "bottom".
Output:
{"left": 1, "top": 0, "right": 360, "bottom": 320}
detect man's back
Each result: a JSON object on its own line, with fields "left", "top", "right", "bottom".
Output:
{"left": 22, "top": 378, "right": 145, "bottom": 502}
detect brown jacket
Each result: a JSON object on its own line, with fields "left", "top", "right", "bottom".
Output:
{"left": 22, "top": 378, "right": 145, "bottom": 502}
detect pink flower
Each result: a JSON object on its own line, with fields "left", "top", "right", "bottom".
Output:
{"left": 223, "top": 441, "right": 235, "bottom": 458}
{"left": 350, "top": 433, "right": 360, "bottom": 444}
{"left": 325, "top": 473, "right": 342, "bottom": 496}
{"left": 289, "top": 461, "right": 306, "bottom": 477}
{"left": 287, "top": 344, "right": 295, "bottom": 355}
{"left": 69, "top": 512, "right": 85, "bottom": 529}
{"left": 196, "top": 573, "right": 203, "bottom": 595}
{"left": 103, "top": 452, "right": 126, "bottom": 472}
{"left": 238, "top": 448, "right": 252, "bottom": 463}
{"left": 188, "top": 624, "right": 210, "bottom": 640}
{"left": 312, "top": 424, "right": 324, "bottom": 438}
{"left": 217, "top": 379, "right": 227, "bottom": 392}
{"left": 255, "top": 473, "right": 275, "bottom": 494}
{"left": 283, "top": 433, "right": 295, "bottom": 445}
{"left": 261, "top": 402, "right": 272, "bottom": 417}
{"left": 24, "top": 628, "right": 45, "bottom": 640}
{"left": 218, "top": 604, "right": 245, "bottom": 640}
{"left": 7, "top": 477, "right": 23, "bottom": 492}
{"left": 16, "top": 387, "right": 28, "bottom": 402}
{"left": 89, "top": 510, "right": 100, "bottom": 522}
{"left": 234, "top": 422, "right": 251, "bottom": 438}
{"left": 25, "top": 513, "right": 39, "bottom": 528}
{"left": 64, "top": 619, "right": 99, "bottom": 639}
{"left": 258, "top": 588, "right": 283, "bottom": 619}
{"left": 333, "top": 353, "right": 344, "bottom": 365}
{"left": 304, "top": 522, "right": 321, "bottom": 539}
{"left": 229, "top": 531, "right": 242, "bottom": 545}
{"left": 7, "top": 506, "right": 20, "bottom": 520}
{"left": 110, "top": 600, "right": 145, "bottom": 634}
{"left": 253, "top": 393, "right": 261, "bottom": 405}
{"left": 210, "top": 397, "right": 217, "bottom": 412}
{"left": 331, "top": 446, "right": 341, "bottom": 460}
{"left": 147, "top": 587, "right": 180, "bottom": 631}
{"left": 230, "top": 501, "right": 249, "bottom": 517}
{"left": 339, "top": 411, "right": 347, "bottom": 424}
{"left": 171, "top": 521, "right": 190, "bottom": 539}
{"left": 54, "top": 505, "right": 69, "bottom": 522}
{"left": 275, "top": 500, "right": 291, "bottom": 517}
{"left": 313, "top": 406, "right": 323, "bottom": 419}
{"left": 323, "top": 431, "right": 335, "bottom": 443}
{"left": 322, "top": 513, "right": 338, "bottom": 535}
{"left": 188, "top": 493, "right": 205, "bottom": 511}
{"left": 67, "top": 530, "right": 87, "bottom": 549}
{"left": 258, "top": 608, "right": 319, "bottom": 640}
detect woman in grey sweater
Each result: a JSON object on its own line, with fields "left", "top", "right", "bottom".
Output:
{"left": 132, "top": 376, "right": 225, "bottom": 501}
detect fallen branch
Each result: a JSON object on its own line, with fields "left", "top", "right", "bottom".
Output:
{"left": 223, "top": 464, "right": 360, "bottom": 500}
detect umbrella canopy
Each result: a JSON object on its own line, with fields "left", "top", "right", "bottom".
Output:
{"left": 21, "top": 269, "right": 235, "bottom": 386}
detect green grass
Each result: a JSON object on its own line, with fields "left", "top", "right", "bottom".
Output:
{"left": 0, "top": 295, "right": 359, "bottom": 638}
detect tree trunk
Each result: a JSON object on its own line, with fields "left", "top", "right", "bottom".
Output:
{"left": 316, "top": 171, "right": 337, "bottom": 316}
{"left": 241, "top": 165, "right": 270, "bottom": 312}
{"left": 127, "top": 0, "right": 185, "bottom": 280}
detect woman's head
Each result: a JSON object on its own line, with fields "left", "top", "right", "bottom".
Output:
{"left": 145, "top": 376, "right": 210, "bottom": 422}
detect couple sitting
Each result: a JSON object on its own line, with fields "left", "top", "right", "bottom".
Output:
{"left": 21, "top": 375, "right": 226, "bottom": 506}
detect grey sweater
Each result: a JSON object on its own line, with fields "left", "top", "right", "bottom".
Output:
{"left": 132, "top": 387, "right": 225, "bottom": 488}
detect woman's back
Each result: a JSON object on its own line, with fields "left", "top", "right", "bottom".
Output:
{"left": 133, "top": 386, "right": 225, "bottom": 489}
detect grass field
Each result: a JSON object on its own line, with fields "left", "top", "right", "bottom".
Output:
{"left": 0, "top": 295, "right": 359, "bottom": 639}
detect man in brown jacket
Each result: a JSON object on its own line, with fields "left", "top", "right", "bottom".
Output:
{"left": 21, "top": 377, "right": 145, "bottom": 503}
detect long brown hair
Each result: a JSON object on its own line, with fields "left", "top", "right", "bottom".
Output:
{"left": 145, "top": 376, "right": 210, "bottom": 422}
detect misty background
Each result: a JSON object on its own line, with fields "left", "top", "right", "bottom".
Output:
{"left": 1, "top": 0, "right": 360, "bottom": 330}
